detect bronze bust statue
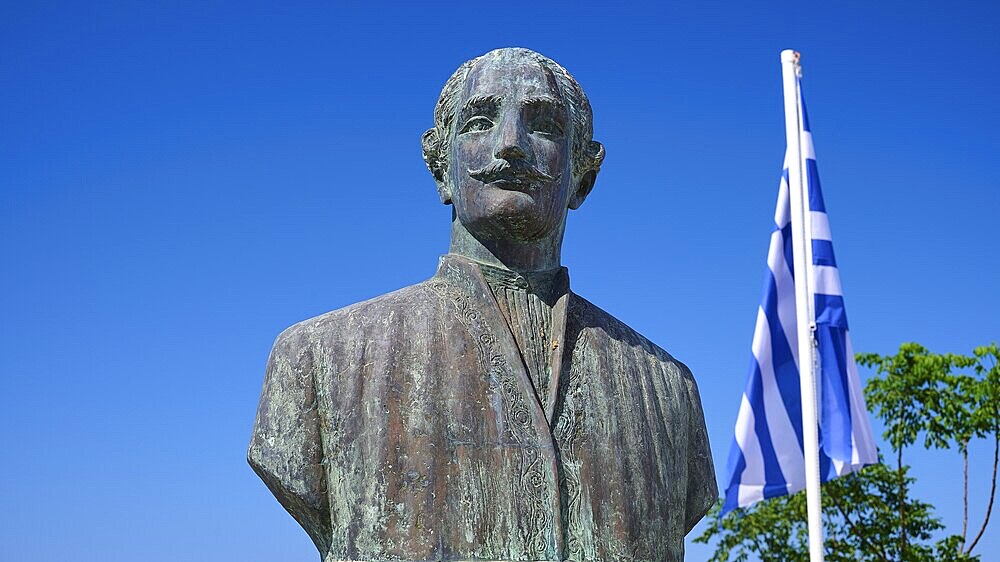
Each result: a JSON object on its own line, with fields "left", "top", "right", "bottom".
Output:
{"left": 249, "top": 47, "right": 716, "bottom": 561}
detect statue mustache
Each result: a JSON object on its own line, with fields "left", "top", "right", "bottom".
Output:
{"left": 467, "top": 160, "right": 558, "bottom": 185}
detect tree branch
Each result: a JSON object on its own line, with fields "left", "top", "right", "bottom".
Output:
{"left": 966, "top": 431, "right": 998, "bottom": 553}
{"left": 828, "top": 488, "right": 891, "bottom": 562}
{"left": 961, "top": 445, "right": 969, "bottom": 549}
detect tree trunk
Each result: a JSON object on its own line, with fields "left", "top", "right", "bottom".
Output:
{"left": 897, "top": 421, "right": 907, "bottom": 559}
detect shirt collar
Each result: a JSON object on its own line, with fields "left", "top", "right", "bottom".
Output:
{"left": 437, "top": 254, "right": 569, "bottom": 305}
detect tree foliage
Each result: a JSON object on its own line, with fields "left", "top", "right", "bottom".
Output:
{"left": 696, "top": 343, "right": 999, "bottom": 561}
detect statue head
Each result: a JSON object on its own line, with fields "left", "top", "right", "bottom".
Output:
{"left": 422, "top": 48, "right": 605, "bottom": 246}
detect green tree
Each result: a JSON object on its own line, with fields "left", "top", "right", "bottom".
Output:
{"left": 696, "top": 343, "right": 999, "bottom": 561}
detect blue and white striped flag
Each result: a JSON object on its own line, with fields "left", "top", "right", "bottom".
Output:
{"left": 722, "top": 82, "right": 878, "bottom": 514}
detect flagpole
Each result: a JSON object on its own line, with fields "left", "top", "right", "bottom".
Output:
{"left": 780, "top": 48, "right": 825, "bottom": 562}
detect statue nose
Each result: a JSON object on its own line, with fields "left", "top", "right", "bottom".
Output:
{"left": 495, "top": 144, "right": 526, "bottom": 161}
{"left": 494, "top": 115, "right": 527, "bottom": 161}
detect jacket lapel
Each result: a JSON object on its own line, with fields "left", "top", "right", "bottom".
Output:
{"left": 545, "top": 288, "right": 569, "bottom": 426}
{"left": 435, "top": 255, "right": 555, "bottom": 440}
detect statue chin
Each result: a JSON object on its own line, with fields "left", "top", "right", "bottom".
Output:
{"left": 460, "top": 210, "right": 560, "bottom": 246}
{"left": 455, "top": 186, "right": 567, "bottom": 244}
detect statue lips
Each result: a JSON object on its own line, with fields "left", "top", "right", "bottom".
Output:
{"left": 468, "top": 160, "right": 559, "bottom": 193}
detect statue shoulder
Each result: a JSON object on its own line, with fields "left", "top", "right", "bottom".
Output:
{"left": 569, "top": 292, "right": 693, "bottom": 380}
{"left": 273, "top": 280, "right": 437, "bottom": 347}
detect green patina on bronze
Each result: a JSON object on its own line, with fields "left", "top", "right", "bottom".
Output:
{"left": 249, "top": 48, "right": 717, "bottom": 561}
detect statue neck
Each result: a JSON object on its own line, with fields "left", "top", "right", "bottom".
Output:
{"left": 448, "top": 217, "right": 565, "bottom": 273}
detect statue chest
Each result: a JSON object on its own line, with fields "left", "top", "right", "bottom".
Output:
{"left": 309, "top": 282, "right": 687, "bottom": 561}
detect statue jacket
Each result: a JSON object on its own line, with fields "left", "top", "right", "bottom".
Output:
{"left": 249, "top": 254, "right": 717, "bottom": 562}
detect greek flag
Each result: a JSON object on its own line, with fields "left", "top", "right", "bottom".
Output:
{"left": 722, "top": 82, "right": 878, "bottom": 514}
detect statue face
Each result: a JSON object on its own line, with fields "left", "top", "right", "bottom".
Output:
{"left": 448, "top": 56, "right": 574, "bottom": 243}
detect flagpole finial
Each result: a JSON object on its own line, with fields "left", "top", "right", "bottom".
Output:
{"left": 780, "top": 49, "right": 801, "bottom": 64}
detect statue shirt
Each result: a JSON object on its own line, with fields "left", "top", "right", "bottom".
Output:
{"left": 478, "top": 261, "right": 566, "bottom": 410}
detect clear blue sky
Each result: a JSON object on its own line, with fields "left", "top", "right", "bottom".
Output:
{"left": 2, "top": 2, "right": 997, "bottom": 560}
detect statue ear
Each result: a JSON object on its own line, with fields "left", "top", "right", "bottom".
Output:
{"left": 421, "top": 128, "right": 452, "bottom": 204}
{"left": 569, "top": 169, "right": 597, "bottom": 210}
{"left": 569, "top": 141, "right": 604, "bottom": 210}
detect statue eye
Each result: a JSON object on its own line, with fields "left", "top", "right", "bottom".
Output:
{"left": 459, "top": 116, "right": 494, "bottom": 134}
{"left": 532, "top": 118, "right": 564, "bottom": 137}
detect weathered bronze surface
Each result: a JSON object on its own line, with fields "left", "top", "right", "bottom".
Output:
{"left": 249, "top": 47, "right": 717, "bottom": 561}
